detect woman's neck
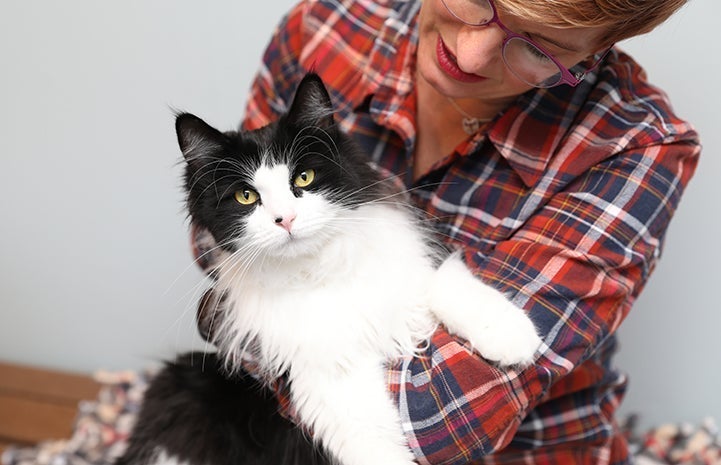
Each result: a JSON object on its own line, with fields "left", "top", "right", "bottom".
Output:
{"left": 413, "top": 75, "right": 507, "bottom": 180}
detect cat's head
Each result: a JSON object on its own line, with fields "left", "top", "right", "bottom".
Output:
{"left": 176, "top": 73, "right": 382, "bottom": 259}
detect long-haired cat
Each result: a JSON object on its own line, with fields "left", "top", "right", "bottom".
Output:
{"left": 117, "top": 74, "right": 541, "bottom": 465}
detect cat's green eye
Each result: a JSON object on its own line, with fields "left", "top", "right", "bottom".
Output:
{"left": 234, "top": 189, "right": 259, "bottom": 206}
{"left": 294, "top": 169, "right": 315, "bottom": 188}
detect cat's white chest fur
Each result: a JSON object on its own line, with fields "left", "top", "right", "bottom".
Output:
{"left": 219, "top": 203, "right": 438, "bottom": 376}
{"left": 212, "top": 201, "right": 541, "bottom": 465}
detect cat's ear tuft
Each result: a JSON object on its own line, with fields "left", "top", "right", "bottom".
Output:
{"left": 286, "top": 73, "right": 335, "bottom": 129}
{"left": 175, "top": 113, "right": 225, "bottom": 162}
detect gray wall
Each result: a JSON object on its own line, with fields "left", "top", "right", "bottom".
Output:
{"left": 1, "top": 1, "right": 718, "bottom": 431}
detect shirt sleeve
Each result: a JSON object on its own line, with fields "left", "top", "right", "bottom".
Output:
{"left": 241, "top": 1, "right": 308, "bottom": 131}
{"left": 390, "top": 139, "right": 699, "bottom": 464}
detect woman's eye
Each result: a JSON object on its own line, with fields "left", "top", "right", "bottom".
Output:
{"left": 234, "top": 189, "right": 259, "bottom": 205}
{"left": 524, "top": 41, "right": 552, "bottom": 62}
{"left": 294, "top": 169, "right": 316, "bottom": 188}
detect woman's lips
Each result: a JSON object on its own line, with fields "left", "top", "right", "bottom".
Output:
{"left": 436, "top": 36, "right": 487, "bottom": 83}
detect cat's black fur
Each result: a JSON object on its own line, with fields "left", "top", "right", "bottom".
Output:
{"left": 116, "top": 352, "right": 329, "bottom": 465}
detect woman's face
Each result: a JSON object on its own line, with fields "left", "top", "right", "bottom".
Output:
{"left": 416, "top": 0, "right": 606, "bottom": 104}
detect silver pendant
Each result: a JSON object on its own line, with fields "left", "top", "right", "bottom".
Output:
{"left": 462, "top": 117, "right": 481, "bottom": 135}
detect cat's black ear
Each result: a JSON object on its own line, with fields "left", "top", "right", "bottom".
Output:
{"left": 286, "top": 73, "right": 335, "bottom": 129}
{"left": 175, "top": 113, "right": 225, "bottom": 163}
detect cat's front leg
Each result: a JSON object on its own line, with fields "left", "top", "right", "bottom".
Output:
{"left": 290, "top": 364, "right": 416, "bottom": 465}
{"left": 429, "top": 254, "right": 542, "bottom": 366}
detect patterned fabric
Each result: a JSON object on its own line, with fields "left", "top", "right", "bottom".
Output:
{"left": 1, "top": 370, "right": 150, "bottom": 465}
{"left": 195, "top": 1, "right": 701, "bottom": 464}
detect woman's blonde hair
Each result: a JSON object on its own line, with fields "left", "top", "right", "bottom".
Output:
{"left": 501, "top": 0, "right": 688, "bottom": 47}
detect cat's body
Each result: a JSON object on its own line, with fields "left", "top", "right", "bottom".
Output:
{"left": 115, "top": 352, "right": 329, "bottom": 465}
{"left": 117, "top": 74, "right": 540, "bottom": 465}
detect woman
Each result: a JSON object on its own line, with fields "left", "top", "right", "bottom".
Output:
{"left": 185, "top": 0, "right": 699, "bottom": 464}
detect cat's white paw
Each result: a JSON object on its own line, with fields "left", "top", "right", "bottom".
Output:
{"left": 456, "top": 303, "right": 542, "bottom": 367}
{"left": 430, "top": 254, "right": 542, "bottom": 367}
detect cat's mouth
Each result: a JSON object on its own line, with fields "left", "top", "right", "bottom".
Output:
{"left": 273, "top": 227, "right": 334, "bottom": 260}
{"left": 267, "top": 230, "right": 311, "bottom": 257}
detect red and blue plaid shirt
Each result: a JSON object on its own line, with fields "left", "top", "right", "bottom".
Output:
{"left": 208, "top": 1, "right": 700, "bottom": 464}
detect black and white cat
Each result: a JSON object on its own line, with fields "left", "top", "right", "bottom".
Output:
{"left": 118, "top": 74, "right": 541, "bottom": 465}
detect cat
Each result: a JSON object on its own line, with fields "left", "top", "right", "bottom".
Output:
{"left": 117, "top": 73, "right": 541, "bottom": 465}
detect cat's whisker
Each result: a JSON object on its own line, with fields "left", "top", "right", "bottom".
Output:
{"left": 163, "top": 236, "right": 235, "bottom": 312}
{"left": 165, "top": 274, "right": 214, "bottom": 318}
{"left": 209, "top": 244, "right": 274, "bottom": 369}
{"left": 186, "top": 155, "right": 266, "bottom": 208}
{"left": 221, "top": 156, "right": 259, "bottom": 180}
{"left": 220, "top": 251, "right": 260, "bottom": 286}
{"left": 187, "top": 171, "right": 245, "bottom": 211}
{"left": 287, "top": 129, "right": 350, "bottom": 175}
{"left": 349, "top": 184, "right": 433, "bottom": 207}
{"left": 333, "top": 178, "right": 393, "bottom": 204}
{"left": 291, "top": 128, "right": 339, "bottom": 161}
{"left": 294, "top": 148, "right": 346, "bottom": 173}
{"left": 215, "top": 237, "right": 273, "bottom": 286}
{"left": 313, "top": 126, "right": 342, "bottom": 162}
{"left": 331, "top": 172, "right": 453, "bottom": 208}
{"left": 158, "top": 277, "right": 217, "bottom": 353}
{"left": 186, "top": 159, "right": 239, "bottom": 189}
{"left": 162, "top": 235, "right": 240, "bottom": 299}
{"left": 214, "top": 250, "right": 255, "bottom": 284}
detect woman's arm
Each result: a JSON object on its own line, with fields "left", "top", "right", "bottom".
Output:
{"left": 391, "top": 139, "right": 699, "bottom": 463}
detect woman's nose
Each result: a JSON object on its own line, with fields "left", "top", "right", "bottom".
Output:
{"left": 454, "top": 25, "right": 506, "bottom": 76}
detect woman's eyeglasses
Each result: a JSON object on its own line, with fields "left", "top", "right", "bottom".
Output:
{"left": 440, "top": 0, "right": 610, "bottom": 88}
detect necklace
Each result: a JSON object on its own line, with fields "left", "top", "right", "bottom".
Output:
{"left": 446, "top": 97, "right": 493, "bottom": 135}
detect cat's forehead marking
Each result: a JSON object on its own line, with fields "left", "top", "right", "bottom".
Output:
{"left": 259, "top": 145, "right": 291, "bottom": 168}
{"left": 252, "top": 163, "right": 298, "bottom": 214}
{"left": 253, "top": 163, "right": 291, "bottom": 190}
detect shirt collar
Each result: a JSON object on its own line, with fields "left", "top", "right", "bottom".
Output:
{"left": 487, "top": 67, "right": 618, "bottom": 187}
{"left": 329, "top": 2, "right": 419, "bottom": 127}
{"left": 488, "top": 85, "right": 583, "bottom": 187}
{"left": 360, "top": 1, "right": 420, "bottom": 137}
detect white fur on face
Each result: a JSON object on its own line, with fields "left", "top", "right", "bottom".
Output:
{"left": 240, "top": 163, "right": 339, "bottom": 258}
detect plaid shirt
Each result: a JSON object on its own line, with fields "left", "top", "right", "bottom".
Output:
{"left": 207, "top": 1, "right": 700, "bottom": 464}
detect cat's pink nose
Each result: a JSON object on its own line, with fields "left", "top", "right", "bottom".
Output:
{"left": 274, "top": 214, "right": 296, "bottom": 233}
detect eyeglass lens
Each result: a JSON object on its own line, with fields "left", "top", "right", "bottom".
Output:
{"left": 441, "top": 0, "right": 565, "bottom": 87}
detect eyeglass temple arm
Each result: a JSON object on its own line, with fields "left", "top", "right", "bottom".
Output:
{"left": 573, "top": 46, "right": 614, "bottom": 82}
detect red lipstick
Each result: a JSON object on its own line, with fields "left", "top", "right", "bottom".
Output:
{"left": 436, "top": 36, "right": 486, "bottom": 83}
